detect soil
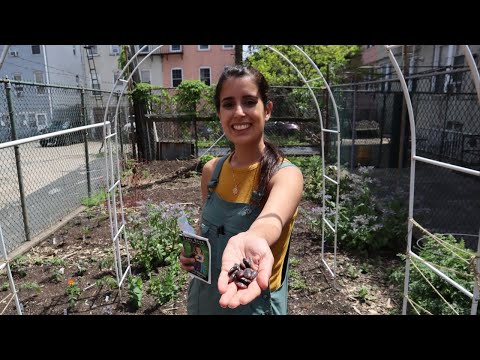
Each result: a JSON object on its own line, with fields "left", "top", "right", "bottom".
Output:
{"left": 1, "top": 159, "right": 403, "bottom": 316}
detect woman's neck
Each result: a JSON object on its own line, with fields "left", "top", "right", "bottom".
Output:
{"left": 231, "top": 142, "right": 265, "bottom": 168}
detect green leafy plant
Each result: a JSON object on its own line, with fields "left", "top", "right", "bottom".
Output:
{"left": 20, "top": 281, "right": 41, "bottom": 293}
{"left": 174, "top": 80, "right": 211, "bottom": 113}
{"left": 1, "top": 282, "right": 9, "bottom": 291}
{"left": 355, "top": 285, "right": 375, "bottom": 303}
{"left": 287, "top": 257, "right": 307, "bottom": 291}
{"left": 74, "top": 260, "right": 88, "bottom": 276}
{"left": 301, "top": 165, "right": 407, "bottom": 255}
{"left": 46, "top": 257, "right": 65, "bottom": 267}
{"left": 10, "top": 256, "right": 28, "bottom": 278}
{"left": 127, "top": 202, "right": 187, "bottom": 274}
{"left": 289, "top": 268, "right": 307, "bottom": 291}
{"left": 98, "top": 254, "right": 114, "bottom": 271}
{"left": 148, "top": 261, "right": 187, "bottom": 305}
{"left": 289, "top": 156, "right": 324, "bottom": 201}
{"left": 198, "top": 154, "right": 215, "bottom": 171}
{"left": 65, "top": 279, "right": 81, "bottom": 309}
{"left": 127, "top": 275, "right": 143, "bottom": 310}
{"left": 51, "top": 269, "right": 64, "bottom": 283}
{"left": 96, "top": 275, "right": 118, "bottom": 290}
{"left": 345, "top": 265, "right": 360, "bottom": 279}
{"left": 81, "top": 189, "right": 107, "bottom": 207}
{"left": 398, "top": 234, "right": 476, "bottom": 315}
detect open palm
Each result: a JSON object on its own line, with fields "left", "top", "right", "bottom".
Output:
{"left": 218, "top": 232, "right": 274, "bottom": 309}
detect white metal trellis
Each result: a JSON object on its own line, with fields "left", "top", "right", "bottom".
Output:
{"left": 103, "top": 45, "right": 342, "bottom": 293}
{"left": 265, "top": 45, "right": 341, "bottom": 283}
{"left": 385, "top": 45, "right": 480, "bottom": 315}
{"left": 101, "top": 45, "right": 155, "bottom": 291}
{"left": 0, "top": 225, "right": 22, "bottom": 315}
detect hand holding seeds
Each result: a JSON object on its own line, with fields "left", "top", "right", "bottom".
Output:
{"left": 228, "top": 258, "right": 258, "bottom": 289}
{"left": 217, "top": 231, "right": 274, "bottom": 309}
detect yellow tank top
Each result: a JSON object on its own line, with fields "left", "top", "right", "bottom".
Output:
{"left": 215, "top": 154, "right": 297, "bottom": 291}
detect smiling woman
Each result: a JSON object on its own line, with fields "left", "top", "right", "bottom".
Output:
{"left": 179, "top": 65, "right": 304, "bottom": 315}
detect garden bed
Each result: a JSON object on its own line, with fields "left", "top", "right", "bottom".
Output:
{"left": 0, "top": 159, "right": 402, "bottom": 315}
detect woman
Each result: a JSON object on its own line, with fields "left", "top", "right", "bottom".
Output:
{"left": 193, "top": 245, "right": 204, "bottom": 273}
{"left": 180, "top": 65, "right": 303, "bottom": 314}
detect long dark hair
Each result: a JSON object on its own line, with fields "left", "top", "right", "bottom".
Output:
{"left": 215, "top": 65, "right": 284, "bottom": 197}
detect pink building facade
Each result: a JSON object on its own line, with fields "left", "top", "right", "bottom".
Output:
{"left": 160, "top": 45, "right": 236, "bottom": 87}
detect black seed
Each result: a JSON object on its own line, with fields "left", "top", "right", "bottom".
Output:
{"left": 243, "top": 258, "right": 252, "bottom": 268}
{"left": 238, "top": 277, "right": 251, "bottom": 285}
{"left": 228, "top": 264, "right": 240, "bottom": 275}
{"left": 235, "top": 269, "right": 244, "bottom": 280}
{"left": 243, "top": 268, "right": 255, "bottom": 280}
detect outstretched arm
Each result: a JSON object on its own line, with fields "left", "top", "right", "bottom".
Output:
{"left": 218, "top": 165, "right": 303, "bottom": 309}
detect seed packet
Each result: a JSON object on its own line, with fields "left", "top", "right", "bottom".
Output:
{"left": 181, "top": 232, "right": 211, "bottom": 284}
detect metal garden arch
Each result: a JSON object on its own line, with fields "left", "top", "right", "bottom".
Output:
{"left": 101, "top": 45, "right": 343, "bottom": 292}
{"left": 385, "top": 45, "right": 480, "bottom": 315}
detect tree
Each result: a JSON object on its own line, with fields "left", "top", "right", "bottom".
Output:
{"left": 235, "top": 45, "right": 243, "bottom": 65}
{"left": 245, "top": 45, "right": 361, "bottom": 86}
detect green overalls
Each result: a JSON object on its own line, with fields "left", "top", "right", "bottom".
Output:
{"left": 187, "top": 155, "right": 292, "bottom": 315}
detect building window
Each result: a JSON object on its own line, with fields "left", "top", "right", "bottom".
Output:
{"left": 138, "top": 45, "right": 149, "bottom": 53}
{"left": 13, "top": 73, "right": 23, "bottom": 96}
{"left": 36, "top": 113, "right": 47, "bottom": 130}
{"left": 27, "top": 113, "right": 36, "bottom": 128}
{"left": 199, "top": 67, "right": 211, "bottom": 86}
{"left": 17, "top": 114, "right": 28, "bottom": 127}
{"left": 0, "top": 114, "right": 8, "bottom": 127}
{"left": 86, "top": 45, "right": 98, "bottom": 56}
{"left": 446, "top": 121, "right": 463, "bottom": 131}
{"left": 111, "top": 45, "right": 121, "bottom": 55}
{"left": 452, "top": 55, "right": 465, "bottom": 92}
{"left": 198, "top": 45, "right": 210, "bottom": 51}
{"left": 170, "top": 45, "right": 182, "bottom": 52}
{"left": 31, "top": 45, "right": 41, "bottom": 55}
{"left": 172, "top": 68, "right": 183, "bottom": 87}
{"left": 435, "top": 73, "right": 446, "bottom": 93}
{"left": 222, "top": 45, "right": 234, "bottom": 50}
{"left": 140, "top": 70, "right": 151, "bottom": 84}
{"left": 34, "top": 71, "right": 45, "bottom": 94}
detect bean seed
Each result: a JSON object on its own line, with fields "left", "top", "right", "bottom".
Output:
{"left": 235, "top": 281, "right": 248, "bottom": 289}
{"left": 227, "top": 258, "right": 258, "bottom": 290}
{"left": 228, "top": 264, "right": 240, "bottom": 275}
{"left": 238, "top": 277, "right": 251, "bottom": 285}
{"left": 243, "top": 268, "right": 255, "bottom": 280}
{"left": 235, "top": 269, "right": 245, "bottom": 280}
{"left": 243, "top": 258, "right": 252, "bottom": 268}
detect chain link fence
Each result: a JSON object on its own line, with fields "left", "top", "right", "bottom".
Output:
{"left": 330, "top": 68, "right": 480, "bottom": 241}
{"left": 0, "top": 79, "right": 131, "bottom": 254}
{"left": 2, "top": 68, "right": 478, "bottom": 253}
{"left": 144, "top": 86, "right": 327, "bottom": 160}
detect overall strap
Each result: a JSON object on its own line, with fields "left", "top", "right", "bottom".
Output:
{"left": 279, "top": 160, "right": 296, "bottom": 169}
{"left": 207, "top": 154, "right": 230, "bottom": 191}
{"left": 251, "top": 160, "right": 297, "bottom": 204}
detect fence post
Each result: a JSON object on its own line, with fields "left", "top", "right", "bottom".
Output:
{"left": 325, "top": 63, "right": 330, "bottom": 158}
{"left": 377, "top": 92, "right": 387, "bottom": 166}
{"left": 397, "top": 45, "right": 409, "bottom": 170}
{"left": 5, "top": 80, "right": 30, "bottom": 242}
{"left": 80, "top": 88, "right": 91, "bottom": 197}
{"left": 193, "top": 115, "right": 198, "bottom": 157}
{"left": 116, "top": 92, "right": 124, "bottom": 161}
{"left": 439, "top": 91, "right": 451, "bottom": 162}
{"left": 350, "top": 73, "right": 357, "bottom": 171}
